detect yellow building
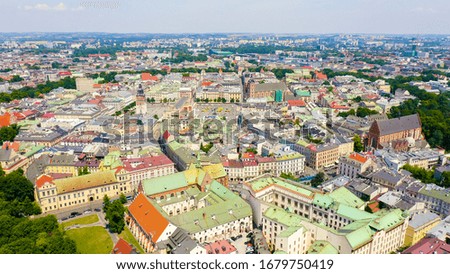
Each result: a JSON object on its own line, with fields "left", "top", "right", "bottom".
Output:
{"left": 404, "top": 212, "right": 441, "bottom": 246}
{"left": 35, "top": 170, "right": 132, "bottom": 213}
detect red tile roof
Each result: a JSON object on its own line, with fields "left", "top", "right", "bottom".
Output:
{"left": 141, "top": 73, "right": 159, "bottom": 81}
{"left": 41, "top": 113, "right": 55, "bottom": 119}
{"left": 35, "top": 174, "right": 54, "bottom": 188}
{"left": 287, "top": 100, "right": 306, "bottom": 107}
{"left": 403, "top": 238, "right": 450, "bottom": 254}
{"left": 112, "top": 239, "right": 133, "bottom": 254}
{"left": 162, "top": 130, "right": 171, "bottom": 141}
{"left": 205, "top": 240, "right": 237, "bottom": 254}
{"left": 349, "top": 153, "right": 368, "bottom": 164}
{"left": 58, "top": 71, "right": 72, "bottom": 76}
{"left": 2, "top": 141, "right": 20, "bottom": 152}
{"left": 128, "top": 193, "right": 169, "bottom": 242}
{"left": 121, "top": 155, "right": 173, "bottom": 172}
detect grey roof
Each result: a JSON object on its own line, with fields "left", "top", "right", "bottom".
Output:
{"left": 375, "top": 114, "right": 421, "bottom": 136}
{"left": 166, "top": 228, "right": 200, "bottom": 254}
{"left": 409, "top": 212, "right": 441, "bottom": 229}
{"left": 427, "top": 216, "right": 450, "bottom": 241}
{"left": 0, "top": 149, "right": 13, "bottom": 161}
{"left": 254, "top": 82, "right": 287, "bottom": 92}
{"left": 371, "top": 169, "right": 404, "bottom": 185}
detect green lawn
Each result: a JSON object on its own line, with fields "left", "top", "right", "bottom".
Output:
{"left": 66, "top": 226, "right": 113, "bottom": 254}
{"left": 119, "top": 226, "right": 145, "bottom": 254}
{"left": 62, "top": 214, "right": 99, "bottom": 228}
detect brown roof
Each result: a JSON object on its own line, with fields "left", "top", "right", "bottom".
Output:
{"left": 375, "top": 114, "right": 421, "bottom": 136}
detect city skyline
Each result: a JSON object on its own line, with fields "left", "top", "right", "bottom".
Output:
{"left": 1, "top": 0, "right": 449, "bottom": 34}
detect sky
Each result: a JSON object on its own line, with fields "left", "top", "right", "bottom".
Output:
{"left": 0, "top": 0, "right": 449, "bottom": 34}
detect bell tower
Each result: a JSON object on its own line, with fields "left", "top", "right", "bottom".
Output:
{"left": 135, "top": 84, "right": 147, "bottom": 115}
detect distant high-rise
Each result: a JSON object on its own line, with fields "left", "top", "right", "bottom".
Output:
{"left": 135, "top": 84, "right": 147, "bottom": 115}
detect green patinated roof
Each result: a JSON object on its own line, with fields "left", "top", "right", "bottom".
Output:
{"left": 278, "top": 226, "right": 305, "bottom": 238}
{"left": 313, "top": 193, "right": 334, "bottom": 209}
{"left": 336, "top": 204, "right": 374, "bottom": 221}
{"left": 307, "top": 240, "right": 339, "bottom": 254}
{"left": 143, "top": 172, "right": 189, "bottom": 196}
{"left": 329, "top": 187, "right": 365, "bottom": 208}
{"left": 345, "top": 225, "right": 375, "bottom": 249}
{"left": 370, "top": 209, "right": 406, "bottom": 231}
{"left": 273, "top": 250, "right": 287, "bottom": 254}
{"left": 295, "top": 90, "right": 311, "bottom": 97}
{"left": 263, "top": 206, "right": 306, "bottom": 227}
{"left": 22, "top": 145, "right": 45, "bottom": 157}
{"left": 162, "top": 181, "right": 252, "bottom": 233}
{"left": 103, "top": 151, "right": 121, "bottom": 167}
{"left": 419, "top": 188, "right": 450, "bottom": 203}
{"left": 248, "top": 177, "right": 314, "bottom": 198}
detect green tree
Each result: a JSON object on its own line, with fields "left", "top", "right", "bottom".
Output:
{"left": 119, "top": 193, "right": 127, "bottom": 204}
{"left": 311, "top": 172, "right": 325, "bottom": 187}
{"left": 353, "top": 135, "right": 364, "bottom": 152}
{"left": 9, "top": 75, "right": 24, "bottom": 83}
{"left": 103, "top": 197, "right": 126, "bottom": 234}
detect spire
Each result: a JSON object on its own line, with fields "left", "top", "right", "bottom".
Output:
{"left": 195, "top": 151, "right": 202, "bottom": 168}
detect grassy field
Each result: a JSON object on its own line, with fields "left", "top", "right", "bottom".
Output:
{"left": 119, "top": 226, "right": 145, "bottom": 254}
{"left": 66, "top": 226, "right": 113, "bottom": 254}
{"left": 62, "top": 214, "right": 99, "bottom": 228}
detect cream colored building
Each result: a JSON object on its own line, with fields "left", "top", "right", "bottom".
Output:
{"left": 243, "top": 175, "right": 409, "bottom": 254}
{"left": 35, "top": 170, "right": 132, "bottom": 213}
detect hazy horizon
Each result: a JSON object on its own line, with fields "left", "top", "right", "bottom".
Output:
{"left": 1, "top": 0, "right": 449, "bottom": 34}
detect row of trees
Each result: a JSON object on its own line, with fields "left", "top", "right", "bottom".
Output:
{"left": 0, "top": 77, "right": 76, "bottom": 103}
{"left": 162, "top": 53, "right": 208, "bottom": 64}
{"left": 0, "top": 168, "right": 76, "bottom": 253}
{"left": 337, "top": 107, "right": 379, "bottom": 118}
{"left": 402, "top": 164, "right": 450, "bottom": 188}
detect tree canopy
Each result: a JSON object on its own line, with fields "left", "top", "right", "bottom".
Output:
{"left": 0, "top": 170, "right": 76, "bottom": 253}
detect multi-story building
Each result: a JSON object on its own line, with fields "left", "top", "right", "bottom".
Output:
{"left": 34, "top": 170, "right": 132, "bottom": 213}
{"left": 338, "top": 153, "right": 375, "bottom": 178}
{"left": 120, "top": 154, "right": 176, "bottom": 191}
{"left": 407, "top": 184, "right": 450, "bottom": 217}
{"left": 127, "top": 165, "right": 252, "bottom": 252}
{"left": 404, "top": 212, "right": 441, "bottom": 246}
{"left": 222, "top": 152, "right": 305, "bottom": 182}
{"left": 242, "top": 175, "right": 409, "bottom": 254}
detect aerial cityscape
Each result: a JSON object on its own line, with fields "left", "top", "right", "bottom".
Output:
{"left": 0, "top": 1, "right": 450, "bottom": 256}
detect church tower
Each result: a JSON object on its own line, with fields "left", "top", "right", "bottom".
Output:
{"left": 135, "top": 84, "right": 147, "bottom": 115}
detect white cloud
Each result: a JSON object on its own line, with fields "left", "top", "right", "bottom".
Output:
{"left": 20, "top": 2, "right": 67, "bottom": 11}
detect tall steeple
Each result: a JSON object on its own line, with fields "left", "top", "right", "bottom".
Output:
{"left": 135, "top": 83, "right": 147, "bottom": 115}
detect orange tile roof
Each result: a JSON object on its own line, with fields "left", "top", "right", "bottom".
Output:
{"left": 2, "top": 141, "right": 20, "bottom": 152}
{"left": 287, "top": 100, "right": 306, "bottom": 107}
{"left": 128, "top": 193, "right": 169, "bottom": 242}
{"left": 112, "top": 239, "right": 133, "bottom": 254}
{"left": 0, "top": 112, "right": 11, "bottom": 127}
{"left": 349, "top": 153, "right": 368, "bottom": 164}
{"left": 36, "top": 174, "right": 54, "bottom": 188}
